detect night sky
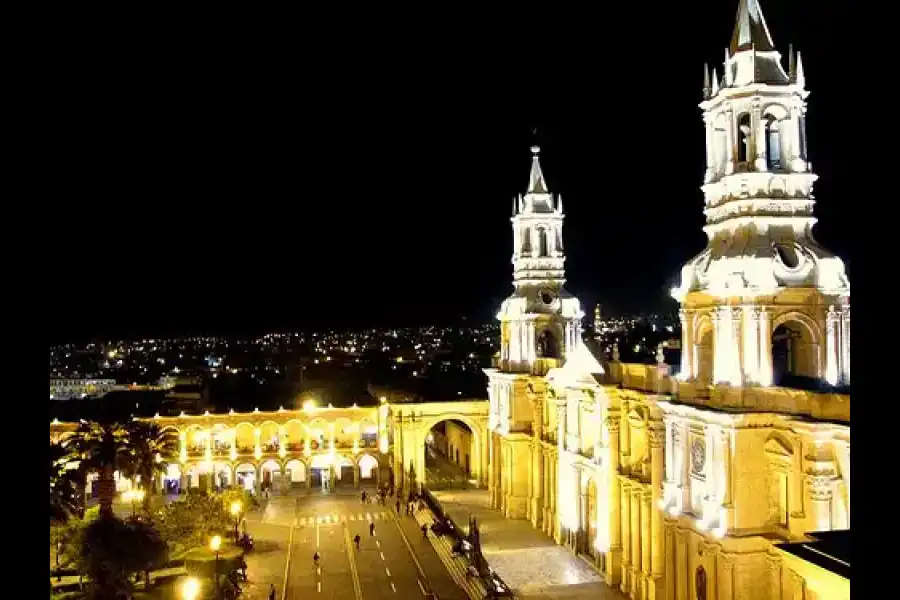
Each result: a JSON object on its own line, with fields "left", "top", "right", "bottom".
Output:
{"left": 53, "top": 1, "right": 849, "bottom": 342}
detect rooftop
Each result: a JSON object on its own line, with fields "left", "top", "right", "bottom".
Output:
{"left": 777, "top": 530, "right": 850, "bottom": 580}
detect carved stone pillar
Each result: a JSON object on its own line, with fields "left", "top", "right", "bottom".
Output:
{"left": 742, "top": 307, "right": 759, "bottom": 383}
{"left": 649, "top": 427, "right": 664, "bottom": 599}
{"left": 678, "top": 310, "right": 692, "bottom": 380}
{"left": 719, "top": 554, "right": 735, "bottom": 600}
{"left": 757, "top": 308, "right": 773, "bottom": 386}
{"left": 675, "top": 529, "right": 688, "bottom": 600}
{"left": 807, "top": 474, "right": 834, "bottom": 531}
{"left": 641, "top": 489, "right": 652, "bottom": 596}
{"left": 825, "top": 306, "right": 840, "bottom": 386}
{"left": 789, "top": 569, "right": 805, "bottom": 600}
{"left": 664, "top": 524, "right": 675, "bottom": 600}
{"left": 767, "top": 553, "right": 783, "bottom": 600}
{"left": 606, "top": 416, "right": 622, "bottom": 587}
{"left": 840, "top": 305, "right": 850, "bottom": 384}
{"left": 556, "top": 400, "right": 567, "bottom": 453}
{"left": 724, "top": 109, "right": 735, "bottom": 174}
{"left": 620, "top": 480, "right": 631, "bottom": 594}
{"left": 630, "top": 487, "right": 641, "bottom": 598}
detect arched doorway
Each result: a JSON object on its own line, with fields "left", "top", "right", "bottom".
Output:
{"left": 284, "top": 460, "right": 306, "bottom": 488}
{"left": 260, "top": 459, "right": 281, "bottom": 493}
{"left": 772, "top": 317, "right": 819, "bottom": 386}
{"left": 536, "top": 328, "right": 560, "bottom": 359}
{"left": 235, "top": 463, "right": 256, "bottom": 492}
{"left": 424, "top": 418, "right": 478, "bottom": 490}
{"left": 358, "top": 454, "right": 379, "bottom": 482}
{"left": 695, "top": 321, "right": 713, "bottom": 386}
{"left": 309, "top": 454, "right": 333, "bottom": 489}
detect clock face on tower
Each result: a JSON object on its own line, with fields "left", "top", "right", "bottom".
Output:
{"left": 691, "top": 439, "right": 706, "bottom": 475}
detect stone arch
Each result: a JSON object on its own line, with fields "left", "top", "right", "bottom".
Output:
{"left": 308, "top": 418, "right": 328, "bottom": 451}
{"left": 259, "top": 458, "right": 282, "bottom": 491}
{"left": 737, "top": 112, "right": 751, "bottom": 163}
{"left": 357, "top": 453, "right": 379, "bottom": 480}
{"left": 334, "top": 417, "right": 355, "bottom": 448}
{"left": 692, "top": 314, "right": 714, "bottom": 386}
{"left": 582, "top": 472, "right": 598, "bottom": 558}
{"left": 184, "top": 425, "right": 206, "bottom": 458}
{"left": 284, "top": 419, "right": 305, "bottom": 452}
{"left": 765, "top": 432, "right": 794, "bottom": 530}
{"left": 762, "top": 103, "right": 789, "bottom": 121}
{"left": 771, "top": 311, "right": 823, "bottom": 383}
{"left": 418, "top": 413, "right": 484, "bottom": 488}
{"left": 235, "top": 462, "right": 257, "bottom": 492}
{"left": 284, "top": 459, "right": 307, "bottom": 484}
{"left": 259, "top": 421, "right": 280, "bottom": 452}
{"left": 536, "top": 326, "right": 561, "bottom": 359}
{"left": 358, "top": 417, "right": 378, "bottom": 449}
{"left": 234, "top": 423, "right": 255, "bottom": 454}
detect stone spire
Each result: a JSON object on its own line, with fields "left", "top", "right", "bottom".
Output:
{"left": 730, "top": 0, "right": 775, "bottom": 54}
{"left": 527, "top": 145, "right": 548, "bottom": 194}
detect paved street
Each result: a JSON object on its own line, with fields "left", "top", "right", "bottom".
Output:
{"left": 431, "top": 490, "right": 626, "bottom": 600}
{"left": 243, "top": 487, "right": 468, "bottom": 600}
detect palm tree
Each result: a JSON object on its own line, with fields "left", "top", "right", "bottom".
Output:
{"left": 124, "top": 420, "right": 177, "bottom": 511}
{"left": 49, "top": 441, "right": 84, "bottom": 523}
{"left": 70, "top": 422, "right": 133, "bottom": 518}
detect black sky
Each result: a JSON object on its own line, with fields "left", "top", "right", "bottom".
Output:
{"left": 52, "top": 1, "right": 850, "bottom": 342}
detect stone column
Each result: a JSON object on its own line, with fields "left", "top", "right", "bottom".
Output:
{"left": 719, "top": 554, "right": 735, "bottom": 600}
{"left": 757, "top": 308, "right": 773, "bottom": 386}
{"left": 742, "top": 307, "right": 759, "bottom": 383}
{"left": 664, "top": 524, "right": 675, "bottom": 600}
{"left": 753, "top": 100, "right": 767, "bottom": 171}
{"left": 649, "top": 427, "right": 664, "bottom": 599}
{"left": 825, "top": 306, "right": 840, "bottom": 386}
{"left": 678, "top": 310, "right": 692, "bottom": 380}
{"left": 179, "top": 432, "right": 187, "bottom": 464}
{"left": 606, "top": 416, "right": 622, "bottom": 587}
{"left": 620, "top": 400, "right": 630, "bottom": 471}
{"left": 675, "top": 529, "right": 688, "bottom": 600}
{"left": 531, "top": 396, "right": 544, "bottom": 529}
{"left": 254, "top": 429, "right": 262, "bottom": 460}
{"left": 789, "top": 570, "right": 805, "bottom": 600}
{"left": 353, "top": 465, "right": 360, "bottom": 488}
{"left": 630, "top": 487, "right": 641, "bottom": 598}
{"left": 712, "top": 308, "right": 724, "bottom": 384}
{"left": 840, "top": 306, "right": 850, "bottom": 385}
{"left": 620, "top": 480, "right": 631, "bottom": 594}
{"left": 724, "top": 109, "right": 735, "bottom": 175}
{"left": 641, "top": 489, "right": 652, "bottom": 597}
{"left": 556, "top": 400, "right": 567, "bottom": 454}
{"left": 807, "top": 474, "right": 834, "bottom": 531}
{"left": 767, "top": 553, "right": 783, "bottom": 600}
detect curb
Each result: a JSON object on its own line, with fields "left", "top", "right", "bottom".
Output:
{"left": 412, "top": 508, "right": 489, "bottom": 600}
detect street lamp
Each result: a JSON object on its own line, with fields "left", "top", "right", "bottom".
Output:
{"left": 122, "top": 488, "right": 145, "bottom": 517}
{"left": 209, "top": 535, "right": 222, "bottom": 600}
{"left": 181, "top": 576, "right": 201, "bottom": 600}
{"left": 230, "top": 501, "right": 242, "bottom": 543}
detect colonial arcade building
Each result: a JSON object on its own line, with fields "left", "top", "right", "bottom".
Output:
{"left": 485, "top": 2, "right": 850, "bottom": 599}
{"left": 51, "top": 403, "right": 393, "bottom": 495}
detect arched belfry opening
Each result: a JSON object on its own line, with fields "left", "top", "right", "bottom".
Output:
{"left": 765, "top": 116, "right": 782, "bottom": 170}
{"left": 695, "top": 323, "right": 714, "bottom": 386}
{"left": 537, "top": 228, "right": 549, "bottom": 257}
{"left": 737, "top": 113, "right": 752, "bottom": 164}
{"left": 536, "top": 329, "right": 560, "bottom": 359}
{"left": 772, "top": 320, "right": 818, "bottom": 386}
{"left": 424, "top": 419, "right": 476, "bottom": 490}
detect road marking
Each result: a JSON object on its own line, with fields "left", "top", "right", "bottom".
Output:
{"left": 385, "top": 567, "right": 391, "bottom": 577}
{"left": 417, "top": 579, "right": 427, "bottom": 595}
{"left": 350, "top": 514, "right": 355, "bottom": 520}
{"left": 366, "top": 512, "right": 372, "bottom": 521}
{"left": 343, "top": 524, "right": 363, "bottom": 600}
{"left": 392, "top": 512, "right": 431, "bottom": 594}
{"left": 317, "top": 567, "right": 321, "bottom": 576}
{"left": 318, "top": 581, "right": 322, "bottom": 593}
{"left": 376, "top": 540, "right": 380, "bottom": 549}
{"left": 380, "top": 552, "right": 385, "bottom": 560}
{"left": 281, "top": 509, "right": 295, "bottom": 600}
{"left": 391, "top": 582, "right": 397, "bottom": 593}
{"left": 358, "top": 513, "right": 364, "bottom": 520}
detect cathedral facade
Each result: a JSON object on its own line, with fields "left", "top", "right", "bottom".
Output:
{"left": 485, "top": 2, "right": 850, "bottom": 599}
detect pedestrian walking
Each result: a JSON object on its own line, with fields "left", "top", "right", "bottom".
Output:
{"left": 396, "top": 499, "right": 401, "bottom": 514}
{"left": 361, "top": 491, "right": 367, "bottom": 503}
{"left": 369, "top": 522, "right": 376, "bottom": 536}
{"left": 269, "top": 583, "right": 276, "bottom": 599}
{"left": 421, "top": 524, "right": 428, "bottom": 539}
{"left": 354, "top": 534, "right": 361, "bottom": 550}
{"left": 314, "top": 551, "right": 320, "bottom": 566}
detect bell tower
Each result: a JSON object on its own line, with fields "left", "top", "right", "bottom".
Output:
{"left": 673, "top": 0, "right": 850, "bottom": 389}
{"left": 497, "top": 145, "right": 583, "bottom": 376}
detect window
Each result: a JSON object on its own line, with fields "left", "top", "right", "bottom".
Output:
{"left": 537, "top": 228, "right": 549, "bottom": 257}
{"left": 765, "top": 117, "right": 782, "bottom": 170}
{"left": 737, "top": 114, "right": 751, "bottom": 163}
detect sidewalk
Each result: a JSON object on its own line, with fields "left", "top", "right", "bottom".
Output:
{"left": 430, "top": 490, "right": 625, "bottom": 600}
{"left": 410, "top": 505, "right": 488, "bottom": 600}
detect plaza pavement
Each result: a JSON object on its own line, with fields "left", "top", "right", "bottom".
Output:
{"left": 243, "top": 485, "right": 468, "bottom": 600}
{"left": 430, "top": 490, "right": 627, "bottom": 600}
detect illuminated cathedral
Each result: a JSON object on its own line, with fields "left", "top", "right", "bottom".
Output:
{"left": 485, "top": 2, "right": 850, "bottom": 599}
